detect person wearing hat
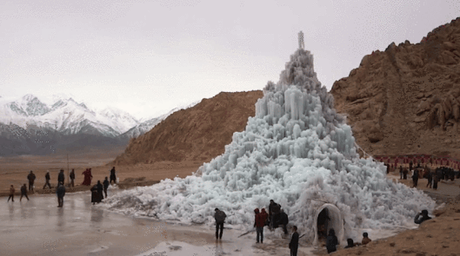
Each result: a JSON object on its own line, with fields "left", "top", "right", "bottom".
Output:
{"left": 414, "top": 210, "right": 431, "bottom": 224}
{"left": 361, "top": 232, "right": 372, "bottom": 245}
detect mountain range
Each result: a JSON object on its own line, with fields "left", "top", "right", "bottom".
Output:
{"left": 0, "top": 94, "right": 181, "bottom": 156}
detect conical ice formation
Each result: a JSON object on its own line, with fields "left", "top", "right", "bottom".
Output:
{"left": 104, "top": 49, "right": 435, "bottom": 243}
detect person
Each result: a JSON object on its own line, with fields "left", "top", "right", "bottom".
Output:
{"left": 91, "top": 181, "right": 104, "bottom": 205}
{"left": 344, "top": 238, "right": 355, "bottom": 248}
{"left": 254, "top": 208, "right": 267, "bottom": 243}
{"left": 58, "top": 169, "right": 65, "bottom": 186}
{"left": 7, "top": 185, "right": 15, "bottom": 202}
{"left": 326, "top": 229, "right": 338, "bottom": 254}
{"left": 69, "top": 169, "right": 75, "bottom": 187}
{"left": 289, "top": 225, "right": 299, "bottom": 256}
{"left": 433, "top": 173, "right": 439, "bottom": 190}
{"left": 56, "top": 183, "right": 66, "bottom": 207}
{"left": 214, "top": 208, "right": 226, "bottom": 240}
{"left": 403, "top": 168, "right": 408, "bottom": 180}
{"left": 414, "top": 210, "right": 431, "bottom": 224}
{"left": 279, "top": 209, "right": 289, "bottom": 235}
{"left": 412, "top": 168, "right": 419, "bottom": 187}
{"left": 20, "top": 184, "right": 29, "bottom": 202}
{"left": 27, "top": 170, "right": 36, "bottom": 192}
{"left": 43, "top": 170, "right": 52, "bottom": 189}
{"left": 97, "top": 180, "right": 104, "bottom": 200}
{"left": 103, "top": 177, "right": 109, "bottom": 198}
{"left": 110, "top": 167, "right": 117, "bottom": 185}
{"left": 399, "top": 166, "right": 403, "bottom": 179}
{"left": 426, "top": 171, "right": 432, "bottom": 188}
{"left": 362, "top": 232, "right": 372, "bottom": 245}
{"left": 82, "top": 168, "right": 92, "bottom": 186}
{"left": 268, "top": 199, "right": 281, "bottom": 229}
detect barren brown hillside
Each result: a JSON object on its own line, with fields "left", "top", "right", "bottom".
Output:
{"left": 113, "top": 91, "right": 263, "bottom": 165}
{"left": 331, "top": 17, "right": 460, "bottom": 158}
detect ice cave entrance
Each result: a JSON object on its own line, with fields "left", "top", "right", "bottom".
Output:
{"left": 313, "top": 203, "right": 344, "bottom": 245}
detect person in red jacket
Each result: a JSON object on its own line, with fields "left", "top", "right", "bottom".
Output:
{"left": 254, "top": 208, "right": 268, "bottom": 243}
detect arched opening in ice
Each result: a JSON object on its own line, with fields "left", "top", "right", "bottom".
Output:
{"left": 313, "top": 203, "right": 343, "bottom": 245}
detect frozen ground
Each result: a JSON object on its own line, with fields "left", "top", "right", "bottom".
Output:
{"left": 0, "top": 192, "right": 315, "bottom": 255}
{"left": 0, "top": 190, "right": 427, "bottom": 256}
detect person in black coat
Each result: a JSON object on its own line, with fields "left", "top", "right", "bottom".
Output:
{"left": 414, "top": 210, "right": 431, "bottom": 224}
{"left": 58, "top": 169, "right": 65, "bottom": 186}
{"left": 103, "top": 177, "right": 109, "bottom": 198}
{"left": 289, "top": 226, "right": 299, "bottom": 256}
{"left": 109, "top": 167, "right": 117, "bottom": 184}
{"left": 56, "top": 183, "right": 66, "bottom": 207}
{"left": 69, "top": 169, "right": 75, "bottom": 187}
{"left": 279, "top": 209, "right": 289, "bottom": 234}
{"left": 91, "top": 182, "right": 103, "bottom": 205}
{"left": 326, "top": 229, "right": 338, "bottom": 254}
{"left": 43, "top": 170, "right": 52, "bottom": 189}
{"left": 20, "top": 184, "right": 29, "bottom": 201}
{"left": 27, "top": 170, "right": 36, "bottom": 192}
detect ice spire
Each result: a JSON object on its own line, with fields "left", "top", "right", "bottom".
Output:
{"left": 298, "top": 31, "right": 305, "bottom": 49}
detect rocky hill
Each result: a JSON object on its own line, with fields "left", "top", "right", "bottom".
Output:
{"left": 113, "top": 91, "right": 263, "bottom": 165}
{"left": 331, "top": 17, "right": 460, "bottom": 158}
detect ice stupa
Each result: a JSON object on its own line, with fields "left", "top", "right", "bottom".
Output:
{"left": 104, "top": 47, "right": 435, "bottom": 244}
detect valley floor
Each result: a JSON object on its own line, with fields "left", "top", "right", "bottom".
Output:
{"left": 1, "top": 154, "right": 460, "bottom": 255}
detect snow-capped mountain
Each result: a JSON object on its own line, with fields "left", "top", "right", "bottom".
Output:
{"left": 0, "top": 95, "right": 138, "bottom": 137}
{"left": 0, "top": 94, "right": 195, "bottom": 156}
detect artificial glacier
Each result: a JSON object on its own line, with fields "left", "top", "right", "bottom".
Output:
{"left": 104, "top": 48, "right": 435, "bottom": 243}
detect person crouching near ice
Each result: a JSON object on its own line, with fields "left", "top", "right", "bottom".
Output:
{"left": 214, "top": 208, "right": 227, "bottom": 240}
{"left": 361, "top": 232, "right": 372, "bottom": 245}
{"left": 414, "top": 209, "right": 431, "bottom": 224}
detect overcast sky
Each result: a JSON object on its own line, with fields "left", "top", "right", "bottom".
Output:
{"left": 1, "top": 0, "right": 459, "bottom": 119}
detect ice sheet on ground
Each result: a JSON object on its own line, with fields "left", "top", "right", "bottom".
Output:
{"left": 104, "top": 49, "right": 436, "bottom": 243}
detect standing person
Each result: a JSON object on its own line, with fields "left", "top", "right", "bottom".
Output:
{"left": 399, "top": 166, "right": 403, "bottom": 179}
{"left": 58, "top": 169, "right": 65, "bottom": 186}
{"left": 254, "top": 208, "right": 267, "bottom": 243}
{"left": 7, "top": 185, "right": 15, "bottom": 202}
{"left": 103, "top": 177, "right": 109, "bottom": 198}
{"left": 97, "top": 180, "right": 104, "bottom": 200}
{"left": 27, "top": 170, "right": 36, "bottom": 192}
{"left": 412, "top": 168, "right": 419, "bottom": 187}
{"left": 214, "top": 208, "right": 227, "bottom": 240}
{"left": 56, "top": 183, "right": 66, "bottom": 207}
{"left": 69, "top": 169, "right": 75, "bottom": 187}
{"left": 433, "top": 173, "right": 439, "bottom": 190}
{"left": 426, "top": 171, "right": 433, "bottom": 188}
{"left": 268, "top": 199, "right": 281, "bottom": 229}
{"left": 43, "top": 170, "right": 52, "bottom": 189}
{"left": 326, "top": 229, "right": 338, "bottom": 254}
{"left": 289, "top": 226, "right": 299, "bottom": 256}
{"left": 20, "top": 184, "right": 29, "bottom": 202}
{"left": 279, "top": 209, "right": 289, "bottom": 235}
{"left": 403, "top": 168, "right": 408, "bottom": 180}
{"left": 82, "top": 168, "right": 92, "bottom": 186}
{"left": 109, "top": 167, "right": 117, "bottom": 185}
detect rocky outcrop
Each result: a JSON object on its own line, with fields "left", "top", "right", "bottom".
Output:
{"left": 113, "top": 91, "right": 263, "bottom": 165}
{"left": 331, "top": 17, "right": 460, "bottom": 158}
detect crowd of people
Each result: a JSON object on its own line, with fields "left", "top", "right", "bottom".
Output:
{"left": 394, "top": 161, "right": 459, "bottom": 189}
{"left": 6, "top": 167, "right": 118, "bottom": 207}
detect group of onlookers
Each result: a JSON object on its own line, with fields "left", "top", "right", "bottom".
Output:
{"left": 6, "top": 167, "right": 118, "bottom": 207}
{"left": 396, "top": 162, "right": 459, "bottom": 189}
